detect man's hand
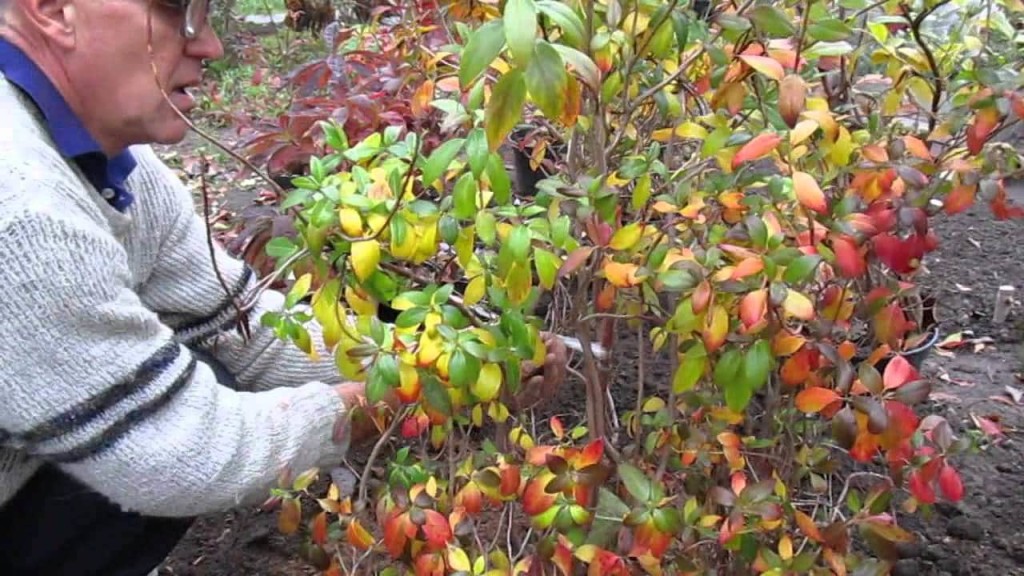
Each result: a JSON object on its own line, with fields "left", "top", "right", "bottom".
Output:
{"left": 509, "top": 332, "right": 569, "bottom": 412}
{"left": 332, "top": 333, "right": 569, "bottom": 444}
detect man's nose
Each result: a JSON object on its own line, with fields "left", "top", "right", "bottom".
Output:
{"left": 185, "top": 22, "right": 225, "bottom": 62}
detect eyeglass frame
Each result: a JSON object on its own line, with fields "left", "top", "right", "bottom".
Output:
{"left": 151, "top": 0, "right": 211, "bottom": 40}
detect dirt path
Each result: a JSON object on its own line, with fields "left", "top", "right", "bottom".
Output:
{"left": 154, "top": 130, "right": 1024, "bottom": 574}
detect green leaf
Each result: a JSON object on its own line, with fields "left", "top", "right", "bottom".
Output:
{"left": 508, "top": 225, "right": 531, "bottom": 261}
{"left": 423, "top": 374, "right": 452, "bottom": 417}
{"left": 449, "top": 349, "right": 482, "bottom": 389}
{"left": 485, "top": 70, "right": 528, "bottom": 151}
{"left": 525, "top": 41, "right": 568, "bottom": 121}
{"left": 802, "top": 41, "right": 853, "bottom": 57}
{"left": 618, "top": 463, "right": 654, "bottom": 503}
{"left": 713, "top": 347, "right": 743, "bottom": 390}
{"left": 550, "top": 44, "right": 600, "bottom": 90}
{"left": 536, "top": 0, "right": 586, "bottom": 49}
{"left": 459, "top": 19, "right": 506, "bottom": 88}
{"left": 807, "top": 19, "right": 853, "bottom": 42}
{"left": 367, "top": 354, "right": 399, "bottom": 404}
{"left": 741, "top": 339, "right": 772, "bottom": 391}
{"left": 421, "top": 138, "right": 465, "bottom": 188}
{"left": 783, "top": 254, "right": 822, "bottom": 284}
{"left": 673, "top": 341, "right": 707, "bottom": 393}
{"left": 395, "top": 307, "right": 428, "bottom": 329}
{"left": 534, "top": 248, "right": 560, "bottom": 290}
{"left": 504, "top": 0, "right": 538, "bottom": 67}
{"left": 466, "top": 128, "right": 489, "bottom": 178}
{"left": 584, "top": 488, "right": 628, "bottom": 547}
{"left": 748, "top": 5, "right": 796, "bottom": 37}
{"left": 476, "top": 211, "right": 497, "bottom": 246}
{"left": 453, "top": 172, "right": 479, "bottom": 220}
{"left": 486, "top": 152, "right": 512, "bottom": 204}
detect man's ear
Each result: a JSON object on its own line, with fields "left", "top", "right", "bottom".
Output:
{"left": 13, "top": 0, "right": 77, "bottom": 48}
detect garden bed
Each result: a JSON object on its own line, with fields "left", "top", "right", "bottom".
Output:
{"left": 155, "top": 147, "right": 1024, "bottom": 575}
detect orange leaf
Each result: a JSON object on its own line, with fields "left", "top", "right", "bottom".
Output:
{"left": 795, "top": 386, "right": 842, "bottom": 413}
{"left": 945, "top": 184, "right": 976, "bottom": 215}
{"left": 773, "top": 331, "right": 806, "bottom": 356}
{"left": 692, "top": 279, "right": 712, "bottom": 314}
{"left": 731, "top": 256, "right": 765, "bottom": 279}
{"left": 903, "top": 135, "right": 932, "bottom": 160}
{"left": 739, "top": 54, "right": 785, "bottom": 81}
{"left": 731, "top": 133, "right": 782, "bottom": 169}
{"left": 778, "top": 74, "right": 806, "bottom": 128}
{"left": 604, "top": 261, "right": 643, "bottom": 288}
{"left": 411, "top": 80, "right": 436, "bottom": 119}
{"left": 781, "top": 348, "right": 815, "bottom": 387}
{"left": 349, "top": 517, "right": 377, "bottom": 551}
{"left": 795, "top": 510, "right": 823, "bottom": 542}
{"left": 739, "top": 289, "right": 768, "bottom": 329}
{"left": 793, "top": 171, "right": 828, "bottom": 214}
{"left": 311, "top": 511, "right": 328, "bottom": 546}
{"left": 860, "top": 144, "right": 889, "bottom": 163}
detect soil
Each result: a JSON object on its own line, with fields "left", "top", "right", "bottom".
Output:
{"left": 154, "top": 117, "right": 1024, "bottom": 576}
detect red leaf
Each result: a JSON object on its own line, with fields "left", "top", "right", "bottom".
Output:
{"left": 731, "top": 133, "right": 782, "bottom": 169}
{"left": 832, "top": 235, "right": 866, "bottom": 278}
{"left": 990, "top": 182, "right": 1024, "bottom": 220}
{"left": 550, "top": 416, "right": 565, "bottom": 439}
{"left": 873, "top": 233, "right": 924, "bottom": 274}
{"left": 795, "top": 387, "right": 842, "bottom": 413}
{"left": 883, "top": 355, "right": 919, "bottom": 390}
{"left": 874, "top": 302, "right": 913, "bottom": 349}
{"left": 575, "top": 438, "right": 605, "bottom": 468}
{"left": 422, "top": 509, "right": 453, "bottom": 551}
{"left": 938, "top": 465, "right": 965, "bottom": 502}
{"left": 908, "top": 469, "right": 936, "bottom": 504}
{"left": 522, "top": 473, "right": 557, "bottom": 516}
{"left": 558, "top": 247, "right": 595, "bottom": 278}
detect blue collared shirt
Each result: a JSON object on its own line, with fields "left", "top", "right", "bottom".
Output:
{"left": 0, "top": 38, "right": 136, "bottom": 212}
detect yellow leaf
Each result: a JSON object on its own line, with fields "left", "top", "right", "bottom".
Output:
{"left": 506, "top": 262, "right": 532, "bottom": 305}
{"left": 464, "top": 275, "right": 486, "bottom": 306}
{"left": 829, "top": 125, "right": 854, "bottom": 166}
{"left": 779, "top": 535, "right": 793, "bottom": 560}
{"left": 609, "top": 223, "right": 644, "bottom": 251}
{"left": 472, "top": 363, "right": 503, "bottom": 403}
{"left": 338, "top": 207, "right": 363, "bottom": 237}
{"left": 344, "top": 285, "right": 377, "bottom": 317}
{"left": 448, "top": 547, "right": 472, "bottom": 573}
{"left": 738, "top": 55, "right": 785, "bottom": 81}
{"left": 790, "top": 119, "right": 819, "bottom": 146}
{"left": 351, "top": 240, "right": 380, "bottom": 281}
{"left": 783, "top": 289, "right": 815, "bottom": 320}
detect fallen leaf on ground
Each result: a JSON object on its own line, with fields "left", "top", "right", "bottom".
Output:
{"left": 971, "top": 413, "right": 1006, "bottom": 440}
{"left": 939, "top": 371, "right": 976, "bottom": 387}
{"left": 955, "top": 283, "right": 973, "bottom": 292}
{"left": 1005, "top": 386, "right": 1024, "bottom": 404}
{"left": 929, "top": 392, "right": 961, "bottom": 404}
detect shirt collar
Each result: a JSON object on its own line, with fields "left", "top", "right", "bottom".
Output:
{"left": 0, "top": 37, "right": 137, "bottom": 211}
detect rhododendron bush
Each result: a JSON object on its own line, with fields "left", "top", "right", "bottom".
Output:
{"left": 244, "top": 0, "right": 1024, "bottom": 573}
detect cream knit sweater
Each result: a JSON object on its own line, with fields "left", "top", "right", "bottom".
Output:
{"left": 0, "top": 73, "right": 352, "bottom": 517}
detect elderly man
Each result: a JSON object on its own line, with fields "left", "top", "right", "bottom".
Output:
{"left": 0, "top": 0, "right": 567, "bottom": 574}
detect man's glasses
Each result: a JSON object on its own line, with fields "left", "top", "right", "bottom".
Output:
{"left": 154, "top": 0, "right": 210, "bottom": 40}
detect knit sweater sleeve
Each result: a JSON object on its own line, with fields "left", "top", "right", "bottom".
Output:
{"left": 129, "top": 146, "right": 343, "bottom": 392}
{"left": 0, "top": 199, "right": 350, "bottom": 518}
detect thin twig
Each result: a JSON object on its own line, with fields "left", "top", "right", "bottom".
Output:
{"left": 357, "top": 405, "right": 412, "bottom": 506}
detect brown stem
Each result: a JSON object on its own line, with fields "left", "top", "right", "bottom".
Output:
{"left": 902, "top": 0, "right": 953, "bottom": 133}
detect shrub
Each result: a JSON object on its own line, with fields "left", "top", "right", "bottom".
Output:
{"left": 238, "top": 0, "right": 1024, "bottom": 574}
